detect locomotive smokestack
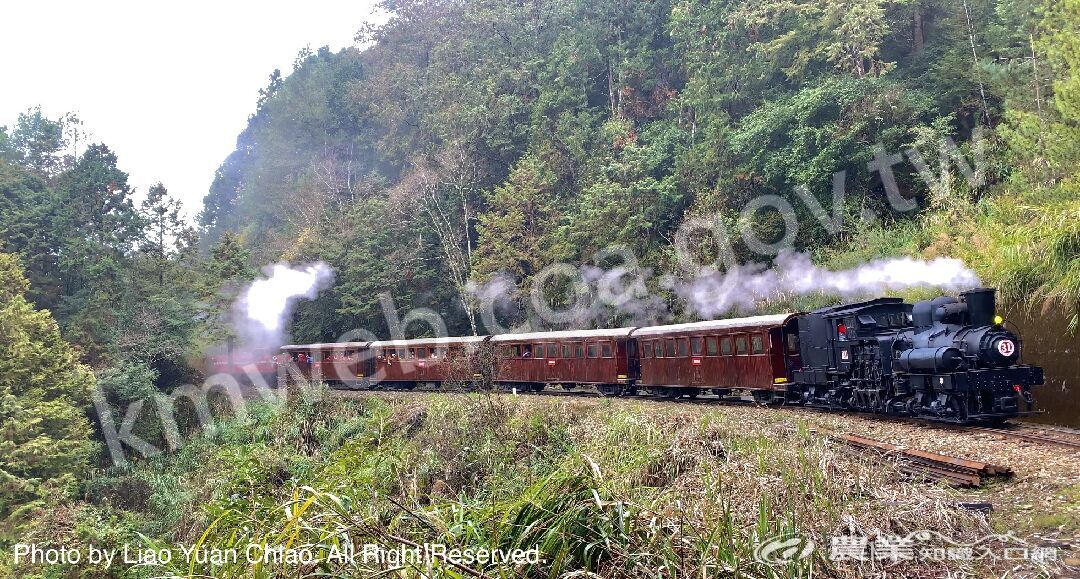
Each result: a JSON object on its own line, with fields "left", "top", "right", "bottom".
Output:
{"left": 960, "top": 287, "right": 996, "bottom": 327}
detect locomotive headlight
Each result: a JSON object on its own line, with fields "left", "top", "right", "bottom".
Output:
{"left": 993, "top": 314, "right": 1003, "bottom": 325}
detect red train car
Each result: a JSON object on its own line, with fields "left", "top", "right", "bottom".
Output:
{"left": 205, "top": 346, "right": 278, "bottom": 382}
{"left": 368, "top": 336, "right": 488, "bottom": 387}
{"left": 633, "top": 313, "right": 800, "bottom": 399}
{"left": 490, "top": 328, "right": 637, "bottom": 393}
{"left": 279, "top": 342, "right": 371, "bottom": 387}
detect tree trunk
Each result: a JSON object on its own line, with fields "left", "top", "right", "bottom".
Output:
{"left": 913, "top": 8, "right": 924, "bottom": 52}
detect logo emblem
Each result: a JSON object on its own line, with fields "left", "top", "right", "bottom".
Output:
{"left": 996, "top": 339, "right": 1015, "bottom": 357}
{"left": 754, "top": 534, "right": 816, "bottom": 565}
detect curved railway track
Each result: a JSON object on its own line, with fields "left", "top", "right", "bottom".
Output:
{"left": 325, "top": 384, "right": 1080, "bottom": 450}
{"left": 955, "top": 422, "right": 1080, "bottom": 450}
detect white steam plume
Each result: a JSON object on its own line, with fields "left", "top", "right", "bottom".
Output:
{"left": 235, "top": 262, "right": 334, "bottom": 348}
{"left": 675, "top": 250, "right": 981, "bottom": 319}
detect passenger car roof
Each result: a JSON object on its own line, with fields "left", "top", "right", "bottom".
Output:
{"left": 280, "top": 342, "right": 369, "bottom": 351}
{"left": 489, "top": 327, "right": 637, "bottom": 342}
{"left": 632, "top": 313, "right": 795, "bottom": 337}
{"left": 368, "top": 336, "right": 489, "bottom": 347}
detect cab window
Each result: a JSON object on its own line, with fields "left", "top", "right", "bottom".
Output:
{"left": 786, "top": 334, "right": 799, "bottom": 354}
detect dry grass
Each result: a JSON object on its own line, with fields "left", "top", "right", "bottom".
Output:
{"left": 8, "top": 390, "right": 1076, "bottom": 578}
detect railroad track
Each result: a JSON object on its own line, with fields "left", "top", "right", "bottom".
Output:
{"left": 964, "top": 423, "right": 1080, "bottom": 450}
{"left": 327, "top": 385, "right": 1080, "bottom": 450}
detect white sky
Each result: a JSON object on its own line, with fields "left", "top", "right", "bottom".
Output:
{"left": 0, "top": 0, "right": 383, "bottom": 221}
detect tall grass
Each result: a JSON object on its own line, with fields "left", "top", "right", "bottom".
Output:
{"left": 49, "top": 394, "right": 1009, "bottom": 579}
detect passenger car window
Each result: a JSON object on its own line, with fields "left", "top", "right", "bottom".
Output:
{"left": 706, "top": 337, "right": 718, "bottom": 356}
{"left": 751, "top": 334, "right": 764, "bottom": 354}
{"left": 677, "top": 339, "right": 688, "bottom": 357}
{"left": 562, "top": 343, "right": 571, "bottom": 358}
{"left": 574, "top": 343, "right": 585, "bottom": 358}
{"left": 547, "top": 343, "right": 558, "bottom": 358}
{"left": 415, "top": 348, "right": 425, "bottom": 359}
{"left": 735, "top": 336, "right": 748, "bottom": 355}
{"left": 587, "top": 343, "right": 598, "bottom": 358}
{"left": 691, "top": 337, "right": 703, "bottom": 355}
{"left": 601, "top": 342, "right": 613, "bottom": 358}
{"left": 641, "top": 341, "right": 650, "bottom": 358}
{"left": 721, "top": 337, "right": 732, "bottom": 355}
{"left": 534, "top": 344, "right": 544, "bottom": 358}
{"left": 654, "top": 341, "right": 663, "bottom": 358}
{"left": 665, "top": 339, "right": 677, "bottom": 357}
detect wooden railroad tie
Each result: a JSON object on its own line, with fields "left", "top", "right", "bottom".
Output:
{"left": 835, "top": 433, "right": 1013, "bottom": 487}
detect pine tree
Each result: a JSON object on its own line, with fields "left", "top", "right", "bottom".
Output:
{"left": 0, "top": 252, "right": 96, "bottom": 538}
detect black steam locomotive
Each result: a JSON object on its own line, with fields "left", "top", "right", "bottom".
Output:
{"left": 793, "top": 288, "right": 1042, "bottom": 422}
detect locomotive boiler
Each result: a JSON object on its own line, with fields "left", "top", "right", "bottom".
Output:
{"left": 793, "top": 288, "right": 1041, "bottom": 422}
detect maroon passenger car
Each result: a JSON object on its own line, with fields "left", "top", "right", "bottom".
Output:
{"left": 279, "top": 342, "right": 371, "bottom": 387}
{"left": 205, "top": 346, "right": 278, "bottom": 382}
{"left": 634, "top": 313, "right": 800, "bottom": 399}
{"left": 490, "top": 328, "right": 637, "bottom": 393}
{"left": 368, "top": 336, "right": 488, "bottom": 387}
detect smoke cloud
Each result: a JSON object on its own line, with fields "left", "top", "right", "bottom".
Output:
{"left": 234, "top": 262, "right": 335, "bottom": 348}
{"left": 675, "top": 250, "right": 981, "bottom": 319}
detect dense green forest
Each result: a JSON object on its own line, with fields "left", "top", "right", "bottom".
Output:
{"left": 195, "top": 0, "right": 1080, "bottom": 339}
{"left": 1, "top": 0, "right": 1079, "bottom": 574}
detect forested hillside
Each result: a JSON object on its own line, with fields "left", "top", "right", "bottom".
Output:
{"left": 197, "top": 0, "right": 1080, "bottom": 340}
{"left": 2, "top": 1, "right": 1079, "bottom": 576}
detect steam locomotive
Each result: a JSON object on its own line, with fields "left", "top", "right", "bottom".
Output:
{"left": 224, "top": 288, "right": 1041, "bottom": 424}
{"left": 793, "top": 288, "right": 1041, "bottom": 422}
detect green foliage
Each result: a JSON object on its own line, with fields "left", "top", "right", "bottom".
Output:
{"left": 180, "top": 0, "right": 1080, "bottom": 337}
{"left": 473, "top": 155, "right": 564, "bottom": 281}
{"left": 0, "top": 252, "right": 96, "bottom": 540}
